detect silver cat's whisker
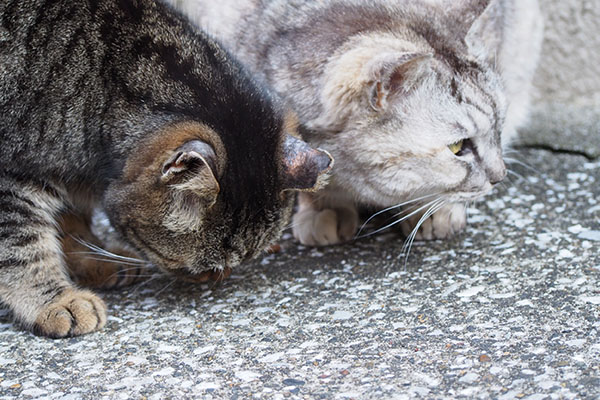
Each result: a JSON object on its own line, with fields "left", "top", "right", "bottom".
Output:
{"left": 387, "top": 202, "right": 423, "bottom": 221}
{"left": 401, "top": 200, "right": 446, "bottom": 258}
{"left": 507, "top": 169, "right": 526, "bottom": 181}
{"left": 503, "top": 149, "right": 519, "bottom": 155}
{"left": 504, "top": 157, "right": 539, "bottom": 175}
{"left": 401, "top": 200, "right": 447, "bottom": 267}
{"left": 357, "top": 198, "right": 442, "bottom": 239}
{"left": 356, "top": 193, "right": 442, "bottom": 238}
{"left": 359, "top": 192, "right": 441, "bottom": 229}
{"left": 401, "top": 199, "right": 445, "bottom": 255}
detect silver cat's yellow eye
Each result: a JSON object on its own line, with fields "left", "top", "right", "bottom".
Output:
{"left": 448, "top": 140, "right": 464, "bottom": 155}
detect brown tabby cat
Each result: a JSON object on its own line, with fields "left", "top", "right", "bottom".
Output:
{"left": 0, "top": 0, "right": 332, "bottom": 337}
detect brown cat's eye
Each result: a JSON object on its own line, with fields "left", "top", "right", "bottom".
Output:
{"left": 448, "top": 140, "right": 464, "bottom": 155}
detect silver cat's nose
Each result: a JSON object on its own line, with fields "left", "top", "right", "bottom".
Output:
{"left": 488, "top": 161, "right": 507, "bottom": 185}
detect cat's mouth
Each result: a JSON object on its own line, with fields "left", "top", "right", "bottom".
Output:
{"left": 169, "top": 266, "right": 232, "bottom": 283}
{"left": 448, "top": 185, "right": 494, "bottom": 202}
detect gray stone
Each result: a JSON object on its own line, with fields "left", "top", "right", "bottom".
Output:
{"left": 525, "top": 0, "right": 600, "bottom": 156}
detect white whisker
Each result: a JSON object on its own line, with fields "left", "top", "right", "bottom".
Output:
{"left": 130, "top": 274, "right": 161, "bottom": 295}
{"left": 70, "top": 235, "right": 146, "bottom": 264}
{"left": 504, "top": 157, "right": 539, "bottom": 175}
{"left": 357, "top": 192, "right": 442, "bottom": 236}
{"left": 401, "top": 200, "right": 447, "bottom": 268}
{"left": 507, "top": 169, "right": 526, "bottom": 181}
{"left": 69, "top": 256, "right": 148, "bottom": 268}
{"left": 356, "top": 198, "right": 442, "bottom": 239}
{"left": 68, "top": 251, "right": 147, "bottom": 265}
{"left": 155, "top": 278, "right": 177, "bottom": 296}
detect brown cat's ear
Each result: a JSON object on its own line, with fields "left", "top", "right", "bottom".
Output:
{"left": 369, "top": 53, "right": 432, "bottom": 111}
{"left": 162, "top": 141, "right": 220, "bottom": 207}
{"left": 281, "top": 135, "right": 334, "bottom": 192}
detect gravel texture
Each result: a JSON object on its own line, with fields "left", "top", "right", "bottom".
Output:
{"left": 1, "top": 148, "right": 599, "bottom": 399}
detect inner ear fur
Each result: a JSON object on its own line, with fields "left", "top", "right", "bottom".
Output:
{"left": 162, "top": 140, "right": 220, "bottom": 208}
{"left": 161, "top": 141, "right": 221, "bottom": 233}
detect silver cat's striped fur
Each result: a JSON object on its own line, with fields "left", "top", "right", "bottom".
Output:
{"left": 170, "top": 0, "right": 543, "bottom": 245}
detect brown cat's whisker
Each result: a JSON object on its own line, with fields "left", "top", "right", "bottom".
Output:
{"left": 155, "top": 278, "right": 178, "bottom": 297}
{"left": 129, "top": 274, "right": 164, "bottom": 295}
{"left": 69, "top": 256, "right": 148, "bottom": 268}
{"left": 70, "top": 236, "right": 146, "bottom": 265}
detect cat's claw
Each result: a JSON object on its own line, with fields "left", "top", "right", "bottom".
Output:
{"left": 33, "top": 289, "right": 107, "bottom": 338}
{"left": 293, "top": 207, "right": 358, "bottom": 246}
{"left": 401, "top": 203, "right": 467, "bottom": 240}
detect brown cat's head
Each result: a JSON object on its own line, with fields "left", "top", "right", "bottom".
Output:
{"left": 104, "top": 118, "right": 332, "bottom": 280}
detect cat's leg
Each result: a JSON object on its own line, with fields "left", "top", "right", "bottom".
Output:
{"left": 60, "top": 212, "right": 147, "bottom": 290}
{"left": 292, "top": 192, "right": 358, "bottom": 246}
{"left": 0, "top": 179, "right": 106, "bottom": 337}
{"left": 400, "top": 203, "right": 467, "bottom": 241}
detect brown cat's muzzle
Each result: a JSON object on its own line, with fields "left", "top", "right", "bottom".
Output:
{"left": 171, "top": 267, "right": 232, "bottom": 283}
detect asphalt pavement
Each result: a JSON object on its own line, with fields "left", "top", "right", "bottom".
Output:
{"left": 1, "top": 148, "right": 599, "bottom": 399}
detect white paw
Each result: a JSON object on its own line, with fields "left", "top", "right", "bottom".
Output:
{"left": 292, "top": 207, "right": 358, "bottom": 246}
{"left": 401, "top": 203, "right": 467, "bottom": 240}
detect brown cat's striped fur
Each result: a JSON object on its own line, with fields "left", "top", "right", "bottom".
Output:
{"left": 0, "top": 0, "right": 331, "bottom": 337}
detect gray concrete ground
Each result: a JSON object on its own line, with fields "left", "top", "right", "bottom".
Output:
{"left": 1, "top": 148, "right": 599, "bottom": 399}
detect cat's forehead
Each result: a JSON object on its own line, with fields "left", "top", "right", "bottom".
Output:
{"left": 434, "top": 63, "right": 506, "bottom": 139}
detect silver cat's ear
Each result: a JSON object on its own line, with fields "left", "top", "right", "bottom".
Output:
{"left": 281, "top": 135, "right": 334, "bottom": 192}
{"left": 448, "top": 0, "right": 493, "bottom": 42}
{"left": 162, "top": 141, "right": 220, "bottom": 207}
{"left": 464, "top": 1, "right": 505, "bottom": 66}
{"left": 369, "top": 53, "right": 432, "bottom": 111}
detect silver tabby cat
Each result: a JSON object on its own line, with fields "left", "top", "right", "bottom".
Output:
{"left": 169, "top": 0, "right": 543, "bottom": 245}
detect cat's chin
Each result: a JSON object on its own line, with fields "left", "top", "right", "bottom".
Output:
{"left": 166, "top": 265, "right": 233, "bottom": 283}
{"left": 446, "top": 185, "right": 494, "bottom": 203}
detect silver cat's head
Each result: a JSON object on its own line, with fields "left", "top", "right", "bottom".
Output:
{"left": 313, "top": 0, "right": 507, "bottom": 206}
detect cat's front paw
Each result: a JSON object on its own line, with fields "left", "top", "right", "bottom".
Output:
{"left": 292, "top": 207, "right": 358, "bottom": 246}
{"left": 401, "top": 203, "right": 467, "bottom": 240}
{"left": 34, "top": 289, "right": 107, "bottom": 338}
